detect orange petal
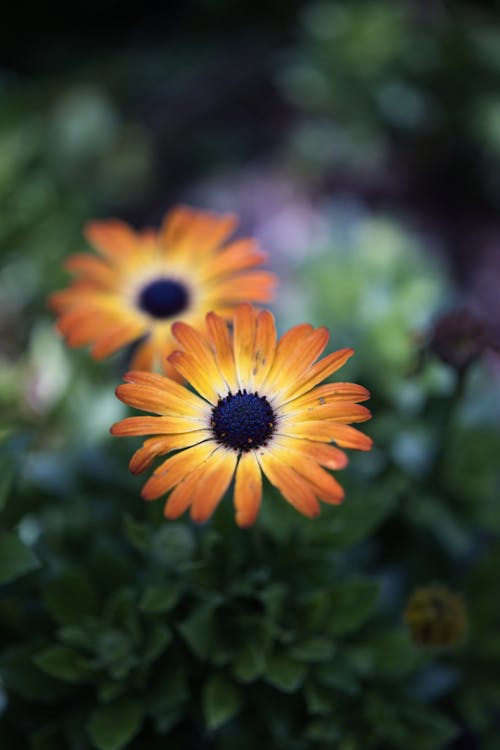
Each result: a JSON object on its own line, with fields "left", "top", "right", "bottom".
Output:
{"left": 171, "top": 321, "right": 227, "bottom": 395}
{"left": 160, "top": 206, "right": 197, "bottom": 248}
{"left": 283, "top": 382, "right": 371, "bottom": 412}
{"left": 269, "top": 441, "right": 345, "bottom": 504}
{"left": 159, "top": 356, "right": 184, "bottom": 381}
{"left": 49, "top": 285, "right": 115, "bottom": 312}
{"left": 129, "top": 338, "right": 156, "bottom": 372}
{"left": 85, "top": 220, "right": 143, "bottom": 263}
{"left": 190, "top": 448, "right": 237, "bottom": 523}
{"left": 206, "top": 312, "right": 239, "bottom": 392}
{"left": 64, "top": 253, "right": 117, "bottom": 287}
{"left": 210, "top": 271, "right": 276, "bottom": 302}
{"left": 167, "top": 351, "right": 218, "bottom": 403}
{"left": 110, "top": 416, "right": 206, "bottom": 437}
{"left": 57, "top": 308, "right": 120, "bottom": 345}
{"left": 200, "top": 239, "right": 267, "bottom": 281}
{"left": 160, "top": 207, "right": 237, "bottom": 258}
{"left": 280, "top": 421, "right": 373, "bottom": 450}
{"left": 326, "top": 423, "right": 373, "bottom": 450}
{"left": 284, "top": 402, "right": 372, "bottom": 423}
{"left": 282, "top": 348, "right": 355, "bottom": 403}
{"left": 123, "top": 370, "right": 172, "bottom": 388}
{"left": 258, "top": 452, "right": 320, "bottom": 518}
{"left": 300, "top": 465, "right": 344, "bottom": 505}
{"left": 91, "top": 322, "right": 145, "bottom": 359}
{"left": 116, "top": 378, "right": 208, "bottom": 418}
{"left": 141, "top": 441, "right": 217, "bottom": 500}
{"left": 129, "top": 432, "right": 209, "bottom": 473}
{"left": 115, "top": 383, "right": 210, "bottom": 420}
{"left": 265, "top": 327, "right": 330, "bottom": 397}
{"left": 284, "top": 439, "right": 348, "bottom": 470}
{"left": 261, "top": 323, "right": 313, "bottom": 391}
{"left": 234, "top": 451, "right": 262, "bottom": 527}
{"left": 250, "top": 309, "right": 277, "bottom": 391}
{"left": 233, "top": 304, "right": 257, "bottom": 389}
{"left": 163, "top": 465, "right": 205, "bottom": 519}
{"left": 287, "top": 456, "right": 344, "bottom": 505}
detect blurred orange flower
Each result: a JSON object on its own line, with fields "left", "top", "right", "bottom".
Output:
{"left": 49, "top": 206, "right": 276, "bottom": 376}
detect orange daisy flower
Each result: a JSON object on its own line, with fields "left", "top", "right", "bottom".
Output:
{"left": 111, "top": 304, "right": 372, "bottom": 527}
{"left": 49, "top": 207, "right": 276, "bottom": 376}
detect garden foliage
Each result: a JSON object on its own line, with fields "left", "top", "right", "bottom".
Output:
{"left": 2, "top": 2, "right": 500, "bottom": 747}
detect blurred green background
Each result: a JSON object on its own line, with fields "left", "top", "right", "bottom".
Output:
{"left": 1, "top": 1, "right": 500, "bottom": 748}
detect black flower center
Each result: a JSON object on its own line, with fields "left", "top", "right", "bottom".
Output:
{"left": 137, "top": 278, "right": 189, "bottom": 319}
{"left": 211, "top": 390, "right": 276, "bottom": 452}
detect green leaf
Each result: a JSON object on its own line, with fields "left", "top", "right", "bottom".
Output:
{"left": 42, "top": 568, "right": 99, "bottom": 625}
{"left": 141, "top": 622, "right": 172, "bottom": 663}
{"left": 152, "top": 711, "right": 182, "bottom": 735}
{"left": 97, "top": 680, "right": 128, "bottom": 704}
{"left": 366, "top": 629, "right": 420, "bottom": 678}
{"left": 308, "top": 487, "right": 396, "bottom": 548}
{"left": 400, "top": 703, "right": 459, "bottom": 750}
{"left": 139, "top": 583, "right": 180, "bottom": 613}
{"left": 94, "top": 630, "right": 136, "bottom": 679}
{"left": 328, "top": 578, "right": 379, "bottom": 635}
{"left": 0, "top": 454, "right": 16, "bottom": 512}
{"left": 260, "top": 583, "right": 287, "bottom": 620}
{"left": 87, "top": 697, "right": 143, "bottom": 750}
{"left": 33, "top": 645, "right": 88, "bottom": 683}
{"left": 264, "top": 653, "right": 306, "bottom": 692}
{"left": 290, "top": 637, "right": 335, "bottom": 662}
{"left": 152, "top": 524, "right": 195, "bottom": 566}
{"left": 123, "top": 514, "right": 151, "bottom": 554}
{"left": 304, "top": 680, "right": 334, "bottom": 715}
{"left": 178, "top": 603, "right": 217, "bottom": 660}
{"left": 304, "top": 717, "right": 341, "bottom": 743}
{"left": 0, "top": 645, "right": 69, "bottom": 701}
{"left": 0, "top": 531, "right": 39, "bottom": 584}
{"left": 105, "top": 589, "right": 140, "bottom": 637}
{"left": 316, "top": 661, "right": 360, "bottom": 696}
{"left": 233, "top": 640, "right": 267, "bottom": 683}
{"left": 202, "top": 674, "right": 242, "bottom": 730}
{"left": 147, "top": 665, "right": 188, "bottom": 715}
{"left": 231, "top": 615, "right": 272, "bottom": 683}
{"left": 87, "top": 542, "right": 133, "bottom": 593}
{"left": 296, "top": 590, "right": 330, "bottom": 630}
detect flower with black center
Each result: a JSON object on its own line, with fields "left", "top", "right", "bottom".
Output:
{"left": 49, "top": 206, "right": 276, "bottom": 376}
{"left": 404, "top": 583, "right": 468, "bottom": 648}
{"left": 111, "top": 304, "right": 373, "bottom": 526}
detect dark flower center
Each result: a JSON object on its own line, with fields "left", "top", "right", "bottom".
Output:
{"left": 137, "top": 277, "right": 189, "bottom": 319}
{"left": 211, "top": 390, "right": 276, "bottom": 452}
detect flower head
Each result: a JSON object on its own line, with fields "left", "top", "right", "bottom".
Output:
{"left": 404, "top": 583, "right": 468, "bottom": 648}
{"left": 428, "top": 308, "right": 499, "bottom": 374}
{"left": 49, "top": 207, "right": 276, "bottom": 376}
{"left": 111, "top": 304, "right": 372, "bottom": 527}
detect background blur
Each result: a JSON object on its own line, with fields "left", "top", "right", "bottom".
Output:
{"left": 2, "top": 2, "right": 500, "bottom": 749}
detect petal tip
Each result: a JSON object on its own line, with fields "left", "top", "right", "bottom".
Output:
{"left": 163, "top": 504, "right": 181, "bottom": 520}
{"left": 235, "top": 512, "right": 258, "bottom": 528}
{"left": 114, "top": 384, "right": 127, "bottom": 403}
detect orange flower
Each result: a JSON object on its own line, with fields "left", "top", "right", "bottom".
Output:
{"left": 111, "top": 305, "right": 372, "bottom": 527}
{"left": 49, "top": 207, "right": 276, "bottom": 376}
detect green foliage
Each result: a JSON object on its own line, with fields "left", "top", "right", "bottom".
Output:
{"left": 2, "top": 6, "right": 500, "bottom": 747}
{"left": 202, "top": 675, "right": 243, "bottom": 730}
{"left": 87, "top": 698, "right": 143, "bottom": 750}
{"left": 0, "top": 531, "right": 40, "bottom": 584}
